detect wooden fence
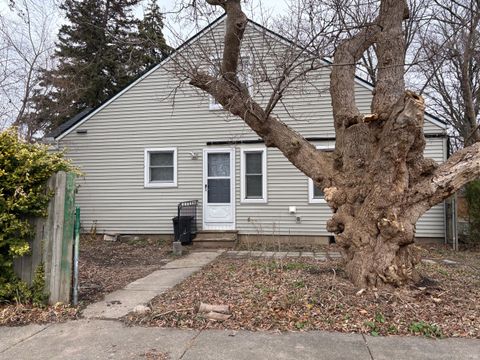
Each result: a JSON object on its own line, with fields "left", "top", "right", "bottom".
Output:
{"left": 13, "top": 171, "right": 76, "bottom": 304}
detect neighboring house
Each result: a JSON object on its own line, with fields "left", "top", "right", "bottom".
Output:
{"left": 47, "top": 16, "right": 449, "bottom": 244}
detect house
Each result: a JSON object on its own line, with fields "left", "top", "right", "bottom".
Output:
{"left": 48, "top": 16, "right": 449, "bottom": 246}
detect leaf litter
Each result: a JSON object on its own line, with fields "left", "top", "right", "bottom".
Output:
{"left": 126, "top": 245, "right": 480, "bottom": 338}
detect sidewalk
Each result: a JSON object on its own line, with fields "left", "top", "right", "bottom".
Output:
{"left": 1, "top": 318, "right": 479, "bottom": 360}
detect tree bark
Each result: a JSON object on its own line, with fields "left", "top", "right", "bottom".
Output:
{"left": 190, "top": 0, "right": 480, "bottom": 288}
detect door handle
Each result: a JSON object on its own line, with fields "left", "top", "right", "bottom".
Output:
{"left": 205, "top": 184, "right": 208, "bottom": 191}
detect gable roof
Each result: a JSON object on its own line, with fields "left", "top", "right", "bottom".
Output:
{"left": 50, "top": 14, "right": 446, "bottom": 140}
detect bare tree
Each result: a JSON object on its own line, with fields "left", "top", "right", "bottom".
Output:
{"left": 167, "top": 0, "right": 480, "bottom": 288}
{"left": 417, "top": 0, "right": 480, "bottom": 148}
{"left": 0, "top": 0, "right": 57, "bottom": 139}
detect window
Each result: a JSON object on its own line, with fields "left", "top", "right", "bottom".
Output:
{"left": 308, "top": 144, "right": 334, "bottom": 203}
{"left": 309, "top": 182, "right": 325, "bottom": 203}
{"left": 241, "top": 148, "right": 267, "bottom": 203}
{"left": 209, "top": 56, "right": 253, "bottom": 110}
{"left": 144, "top": 148, "right": 177, "bottom": 188}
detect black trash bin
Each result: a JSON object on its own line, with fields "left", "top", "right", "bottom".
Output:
{"left": 172, "top": 215, "right": 194, "bottom": 245}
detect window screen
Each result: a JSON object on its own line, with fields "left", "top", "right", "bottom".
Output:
{"left": 245, "top": 151, "right": 263, "bottom": 198}
{"left": 149, "top": 151, "right": 174, "bottom": 182}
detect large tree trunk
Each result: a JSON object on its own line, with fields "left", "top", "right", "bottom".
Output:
{"left": 188, "top": 0, "right": 480, "bottom": 288}
{"left": 325, "top": 91, "right": 429, "bottom": 288}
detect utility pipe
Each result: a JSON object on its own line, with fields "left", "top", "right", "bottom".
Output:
{"left": 73, "top": 206, "right": 80, "bottom": 305}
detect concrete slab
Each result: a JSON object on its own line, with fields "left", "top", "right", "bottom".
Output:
{"left": 366, "top": 335, "right": 480, "bottom": 360}
{"left": 286, "top": 252, "right": 301, "bottom": 257}
{"left": 250, "top": 251, "right": 264, "bottom": 257}
{"left": 224, "top": 251, "right": 238, "bottom": 257}
{"left": 82, "top": 289, "right": 160, "bottom": 319}
{"left": 235, "top": 251, "right": 251, "bottom": 256}
{"left": 161, "top": 251, "right": 221, "bottom": 269}
{"left": 2, "top": 320, "right": 480, "bottom": 359}
{"left": 0, "top": 320, "right": 198, "bottom": 360}
{"left": 262, "top": 251, "right": 276, "bottom": 258}
{"left": 0, "top": 323, "right": 48, "bottom": 353}
{"left": 273, "top": 252, "right": 288, "bottom": 259}
{"left": 182, "top": 330, "right": 371, "bottom": 360}
{"left": 300, "top": 252, "right": 314, "bottom": 257}
{"left": 124, "top": 268, "right": 201, "bottom": 290}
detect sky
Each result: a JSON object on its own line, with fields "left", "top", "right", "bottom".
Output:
{"left": 151, "top": 0, "right": 290, "bottom": 45}
{"left": 0, "top": 0, "right": 291, "bottom": 46}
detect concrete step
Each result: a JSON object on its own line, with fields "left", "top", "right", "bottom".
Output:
{"left": 190, "top": 231, "right": 238, "bottom": 249}
{"left": 189, "top": 240, "right": 236, "bottom": 249}
{"left": 194, "top": 230, "right": 238, "bottom": 241}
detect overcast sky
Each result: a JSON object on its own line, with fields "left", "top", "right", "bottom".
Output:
{"left": 0, "top": 0, "right": 290, "bottom": 47}
{"left": 153, "top": 0, "right": 290, "bottom": 45}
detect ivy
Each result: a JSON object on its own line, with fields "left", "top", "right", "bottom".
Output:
{"left": 0, "top": 129, "right": 73, "bottom": 302}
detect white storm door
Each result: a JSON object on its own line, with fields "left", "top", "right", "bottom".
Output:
{"left": 203, "top": 149, "right": 235, "bottom": 230}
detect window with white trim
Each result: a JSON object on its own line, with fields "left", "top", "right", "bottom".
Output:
{"left": 308, "top": 144, "right": 334, "bottom": 203}
{"left": 309, "top": 181, "right": 325, "bottom": 203}
{"left": 209, "top": 56, "right": 253, "bottom": 110}
{"left": 144, "top": 148, "right": 177, "bottom": 188}
{"left": 241, "top": 148, "right": 267, "bottom": 203}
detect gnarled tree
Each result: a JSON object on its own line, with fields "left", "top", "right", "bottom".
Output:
{"left": 185, "top": 0, "right": 480, "bottom": 288}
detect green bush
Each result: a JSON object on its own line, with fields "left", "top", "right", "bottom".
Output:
{"left": 465, "top": 180, "right": 480, "bottom": 245}
{"left": 0, "top": 128, "right": 73, "bottom": 303}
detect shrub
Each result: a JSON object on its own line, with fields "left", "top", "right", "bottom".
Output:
{"left": 0, "top": 128, "right": 73, "bottom": 303}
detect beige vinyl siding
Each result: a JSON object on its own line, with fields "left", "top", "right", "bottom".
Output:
{"left": 59, "top": 19, "right": 447, "bottom": 238}
{"left": 415, "top": 137, "right": 447, "bottom": 238}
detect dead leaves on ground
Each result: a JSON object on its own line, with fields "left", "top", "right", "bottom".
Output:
{"left": 126, "top": 248, "right": 480, "bottom": 338}
{"left": 78, "top": 237, "right": 171, "bottom": 304}
{"left": 0, "top": 236, "right": 171, "bottom": 326}
{"left": 0, "top": 303, "right": 78, "bottom": 326}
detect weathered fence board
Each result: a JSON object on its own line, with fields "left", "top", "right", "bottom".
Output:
{"left": 59, "top": 172, "right": 76, "bottom": 303}
{"left": 12, "top": 217, "right": 45, "bottom": 284}
{"left": 13, "top": 171, "right": 76, "bottom": 304}
{"left": 42, "top": 174, "right": 57, "bottom": 299}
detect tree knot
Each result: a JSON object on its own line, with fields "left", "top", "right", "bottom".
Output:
{"left": 378, "top": 217, "right": 404, "bottom": 238}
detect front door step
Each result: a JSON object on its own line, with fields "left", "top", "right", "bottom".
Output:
{"left": 191, "top": 231, "right": 238, "bottom": 249}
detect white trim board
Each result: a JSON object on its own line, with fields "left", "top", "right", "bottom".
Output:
{"left": 144, "top": 147, "right": 178, "bottom": 188}
{"left": 240, "top": 146, "right": 268, "bottom": 204}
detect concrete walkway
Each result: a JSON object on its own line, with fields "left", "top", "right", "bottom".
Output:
{"left": 225, "top": 250, "right": 342, "bottom": 260}
{"left": 1, "top": 319, "right": 479, "bottom": 360}
{"left": 82, "top": 250, "right": 223, "bottom": 319}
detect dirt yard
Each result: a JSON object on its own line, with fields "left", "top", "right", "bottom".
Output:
{"left": 78, "top": 235, "right": 172, "bottom": 305}
{"left": 0, "top": 235, "right": 172, "bottom": 326}
{"left": 126, "top": 245, "right": 480, "bottom": 338}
